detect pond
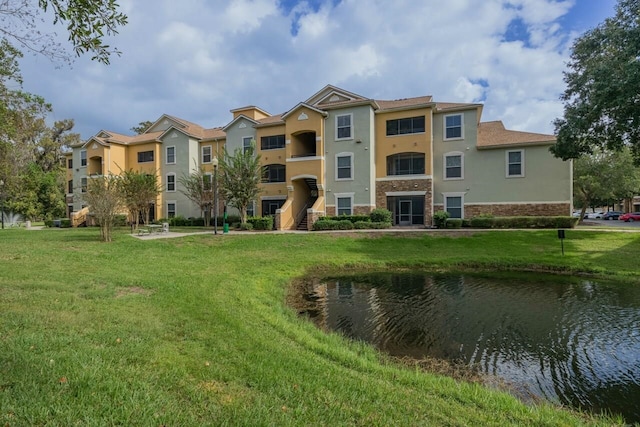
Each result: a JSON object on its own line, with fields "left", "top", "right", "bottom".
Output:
{"left": 293, "top": 272, "right": 640, "bottom": 423}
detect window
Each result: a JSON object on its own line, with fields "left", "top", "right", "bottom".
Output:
{"left": 336, "top": 153, "right": 353, "bottom": 180}
{"left": 261, "top": 135, "right": 285, "bottom": 150}
{"left": 203, "top": 173, "right": 212, "bottom": 191}
{"left": 67, "top": 159, "right": 73, "bottom": 169}
{"left": 247, "top": 201, "right": 255, "bottom": 217}
{"left": 243, "top": 137, "right": 253, "bottom": 153}
{"left": 387, "top": 153, "right": 425, "bottom": 175}
{"left": 202, "top": 146, "right": 212, "bottom": 164}
{"left": 262, "top": 199, "right": 286, "bottom": 216}
{"left": 167, "top": 202, "right": 176, "bottom": 218}
{"left": 81, "top": 177, "right": 87, "bottom": 193}
{"left": 506, "top": 150, "right": 524, "bottom": 177}
{"left": 336, "top": 114, "right": 352, "bottom": 140}
{"left": 67, "top": 180, "right": 73, "bottom": 194}
{"left": 167, "top": 174, "right": 176, "bottom": 192}
{"left": 263, "top": 164, "right": 286, "bottom": 183}
{"left": 336, "top": 196, "right": 353, "bottom": 216}
{"left": 445, "top": 196, "right": 463, "bottom": 219}
{"left": 166, "top": 146, "right": 175, "bottom": 164}
{"left": 444, "top": 153, "right": 463, "bottom": 180}
{"left": 80, "top": 150, "right": 87, "bottom": 167}
{"left": 137, "top": 150, "right": 154, "bottom": 163}
{"left": 444, "top": 114, "right": 463, "bottom": 139}
{"left": 386, "top": 116, "right": 425, "bottom": 136}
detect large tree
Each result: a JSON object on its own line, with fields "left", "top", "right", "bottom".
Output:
{"left": 118, "top": 169, "right": 160, "bottom": 228}
{"left": 1, "top": 0, "right": 128, "bottom": 64}
{"left": 552, "top": 0, "right": 640, "bottom": 163}
{"left": 573, "top": 149, "right": 640, "bottom": 221}
{"left": 219, "top": 145, "right": 262, "bottom": 224}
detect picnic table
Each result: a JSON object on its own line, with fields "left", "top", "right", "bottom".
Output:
{"left": 137, "top": 223, "right": 168, "bottom": 236}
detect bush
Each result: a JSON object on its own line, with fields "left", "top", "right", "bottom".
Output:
{"left": 60, "top": 219, "right": 72, "bottom": 228}
{"left": 329, "top": 215, "right": 370, "bottom": 223}
{"left": 433, "top": 211, "right": 450, "bottom": 228}
{"left": 466, "top": 216, "right": 579, "bottom": 229}
{"left": 239, "top": 222, "right": 253, "bottom": 231}
{"left": 246, "top": 216, "right": 273, "bottom": 230}
{"left": 312, "top": 219, "right": 336, "bottom": 231}
{"left": 353, "top": 221, "right": 370, "bottom": 229}
{"left": 114, "top": 215, "right": 128, "bottom": 226}
{"left": 44, "top": 220, "right": 53, "bottom": 228}
{"left": 445, "top": 219, "right": 463, "bottom": 229}
{"left": 370, "top": 208, "right": 392, "bottom": 223}
{"left": 470, "top": 217, "right": 494, "bottom": 228}
{"left": 369, "top": 221, "right": 392, "bottom": 229}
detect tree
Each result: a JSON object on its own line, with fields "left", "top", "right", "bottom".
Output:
{"left": 179, "top": 165, "right": 214, "bottom": 226}
{"left": 131, "top": 121, "right": 153, "bottom": 135}
{"left": 1, "top": 0, "right": 128, "bottom": 65}
{"left": 118, "top": 169, "right": 160, "bottom": 228}
{"left": 573, "top": 148, "right": 640, "bottom": 221}
{"left": 219, "top": 145, "right": 262, "bottom": 224}
{"left": 83, "top": 174, "right": 122, "bottom": 242}
{"left": 552, "top": 0, "right": 640, "bottom": 163}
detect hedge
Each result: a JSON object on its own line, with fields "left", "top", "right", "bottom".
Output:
{"left": 246, "top": 216, "right": 273, "bottom": 230}
{"left": 465, "top": 216, "right": 578, "bottom": 229}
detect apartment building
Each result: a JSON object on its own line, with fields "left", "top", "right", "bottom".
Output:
{"left": 66, "top": 85, "right": 572, "bottom": 229}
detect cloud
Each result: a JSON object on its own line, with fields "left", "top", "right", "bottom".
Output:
{"left": 16, "top": 0, "right": 606, "bottom": 139}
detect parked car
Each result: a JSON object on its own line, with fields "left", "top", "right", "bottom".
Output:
{"left": 620, "top": 212, "right": 640, "bottom": 222}
{"left": 584, "top": 211, "right": 605, "bottom": 219}
{"left": 603, "top": 211, "right": 623, "bottom": 220}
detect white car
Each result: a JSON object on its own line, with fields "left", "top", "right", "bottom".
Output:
{"left": 584, "top": 211, "right": 605, "bottom": 219}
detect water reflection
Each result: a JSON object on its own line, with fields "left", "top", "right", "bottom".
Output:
{"left": 296, "top": 272, "right": 640, "bottom": 423}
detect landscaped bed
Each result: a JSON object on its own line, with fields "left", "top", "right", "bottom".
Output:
{"left": 1, "top": 228, "right": 637, "bottom": 425}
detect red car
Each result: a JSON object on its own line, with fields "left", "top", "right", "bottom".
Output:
{"left": 619, "top": 212, "right": 640, "bottom": 222}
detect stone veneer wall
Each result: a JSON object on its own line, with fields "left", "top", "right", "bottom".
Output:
{"left": 434, "top": 203, "right": 571, "bottom": 217}
{"left": 375, "top": 178, "right": 433, "bottom": 226}
{"left": 325, "top": 205, "right": 375, "bottom": 217}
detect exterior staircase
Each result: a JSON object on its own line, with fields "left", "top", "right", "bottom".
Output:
{"left": 295, "top": 196, "right": 317, "bottom": 231}
{"left": 70, "top": 207, "right": 90, "bottom": 227}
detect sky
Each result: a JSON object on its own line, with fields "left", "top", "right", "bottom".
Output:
{"left": 17, "top": 0, "right": 618, "bottom": 140}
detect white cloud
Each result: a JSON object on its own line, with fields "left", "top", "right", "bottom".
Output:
{"left": 16, "top": 0, "right": 609, "bottom": 139}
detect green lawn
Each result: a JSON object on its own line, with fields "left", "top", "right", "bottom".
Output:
{"left": 1, "top": 228, "right": 637, "bottom": 426}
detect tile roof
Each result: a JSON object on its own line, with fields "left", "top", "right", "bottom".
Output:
{"left": 256, "top": 114, "right": 285, "bottom": 125}
{"left": 477, "top": 121, "right": 555, "bottom": 148}
{"left": 435, "top": 102, "right": 479, "bottom": 111}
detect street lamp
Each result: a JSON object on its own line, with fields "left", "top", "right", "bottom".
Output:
{"left": 0, "top": 179, "right": 4, "bottom": 230}
{"left": 212, "top": 156, "right": 219, "bottom": 235}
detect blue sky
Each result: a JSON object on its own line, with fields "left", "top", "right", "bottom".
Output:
{"left": 18, "top": 0, "right": 618, "bottom": 139}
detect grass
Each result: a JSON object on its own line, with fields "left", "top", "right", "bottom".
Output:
{"left": 1, "top": 227, "right": 638, "bottom": 426}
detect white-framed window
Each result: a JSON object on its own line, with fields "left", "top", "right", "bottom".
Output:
{"left": 203, "top": 173, "right": 213, "bottom": 191}
{"left": 243, "top": 137, "right": 253, "bottom": 153}
{"left": 336, "top": 113, "right": 353, "bottom": 140}
{"left": 506, "top": 149, "right": 525, "bottom": 177}
{"left": 386, "top": 116, "right": 425, "bottom": 136}
{"left": 202, "top": 145, "right": 212, "bottom": 164}
{"left": 80, "top": 150, "right": 87, "bottom": 167}
{"left": 166, "top": 173, "right": 176, "bottom": 192}
{"left": 336, "top": 153, "right": 353, "bottom": 181}
{"left": 81, "top": 177, "right": 87, "bottom": 193}
{"left": 335, "top": 193, "right": 354, "bottom": 216}
{"left": 247, "top": 201, "right": 255, "bottom": 217}
{"left": 167, "top": 202, "right": 176, "bottom": 218}
{"left": 166, "top": 146, "right": 176, "bottom": 164}
{"left": 443, "top": 192, "right": 465, "bottom": 219}
{"left": 444, "top": 152, "right": 464, "bottom": 180}
{"left": 444, "top": 114, "right": 463, "bottom": 140}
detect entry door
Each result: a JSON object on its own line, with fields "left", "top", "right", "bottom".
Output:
{"left": 399, "top": 200, "right": 412, "bottom": 226}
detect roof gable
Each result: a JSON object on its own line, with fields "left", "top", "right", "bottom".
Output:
{"left": 305, "top": 85, "right": 367, "bottom": 107}
{"left": 281, "top": 102, "right": 327, "bottom": 120}
{"left": 222, "top": 114, "right": 258, "bottom": 131}
{"left": 147, "top": 115, "right": 189, "bottom": 134}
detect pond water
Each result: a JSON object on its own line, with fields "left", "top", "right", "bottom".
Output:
{"left": 293, "top": 272, "right": 640, "bottom": 423}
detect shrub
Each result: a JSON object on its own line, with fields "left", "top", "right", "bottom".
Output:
{"left": 247, "top": 216, "right": 273, "bottom": 230}
{"left": 44, "top": 219, "right": 53, "bottom": 228}
{"left": 114, "top": 215, "right": 128, "bottom": 226}
{"left": 370, "top": 208, "right": 392, "bottom": 223}
{"left": 239, "top": 222, "right": 253, "bottom": 231}
{"left": 433, "top": 211, "right": 450, "bottom": 228}
{"left": 470, "top": 217, "right": 495, "bottom": 228}
{"left": 369, "top": 221, "right": 391, "bottom": 229}
{"left": 353, "top": 221, "right": 370, "bottom": 229}
{"left": 336, "top": 220, "right": 354, "bottom": 230}
{"left": 313, "top": 219, "right": 337, "bottom": 231}
{"left": 329, "top": 215, "right": 370, "bottom": 223}
{"left": 60, "top": 219, "right": 72, "bottom": 228}
{"left": 445, "top": 219, "right": 463, "bottom": 229}
{"left": 466, "top": 216, "right": 579, "bottom": 229}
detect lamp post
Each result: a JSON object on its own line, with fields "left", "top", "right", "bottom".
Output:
{"left": 0, "top": 179, "right": 4, "bottom": 230}
{"left": 212, "top": 156, "right": 218, "bottom": 235}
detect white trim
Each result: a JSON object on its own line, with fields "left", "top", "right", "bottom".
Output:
{"left": 166, "top": 200, "right": 177, "bottom": 218}
{"left": 385, "top": 191, "right": 427, "bottom": 197}
{"left": 443, "top": 192, "right": 466, "bottom": 219}
{"left": 166, "top": 146, "right": 176, "bottom": 165}
{"left": 242, "top": 136, "right": 253, "bottom": 153}
{"left": 166, "top": 173, "right": 176, "bottom": 192}
{"left": 443, "top": 113, "right": 464, "bottom": 141}
{"left": 80, "top": 150, "right": 87, "bottom": 167}
{"left": 335, "top": 113, "right": 353, "bottom": 141}
{"left": 506, "top": 149, "right": 525, "bottom": 178}
{"left": 334, "top": 192, "right": 355, "bottom": 215}
{"left": 376, "top": 175, "right": 432, "bottom": 182}
{"left": 335, "top": 152, "right": 354, "bottom": 181}
{"left": 443, "top": 151, "right": 464, "bottom": 180}
{"left": 290, "top": 174, "right": 318, "bottom": 181}
{"left": 201, "top": 145, "right": 212, "bottom": 164}
{"left": 286, "top": 156, "right": 324, "bottom": 163}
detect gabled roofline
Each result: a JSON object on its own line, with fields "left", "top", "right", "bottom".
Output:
{"left": 281, "top": 102, "right": 328, "bottom": 120}
{"left": 374, "top": 101, "right": 435, "bottom": 114}
{"left": 230, "top": 105, "right": 271, "bottom": 116}
{"left": 147, "top": 114, "right": 188, "bottom": 133}
{"left": 305, "top": 84, "right": 367, "bottom": 106}
{"left": 222, "top": 114, "right": 259, "bottom": 131}
{"left": 80, "top": 137, "right": 110, "bottom": 149}
{"left": 158, "top": 125, "right": 197, "bottom": 141}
